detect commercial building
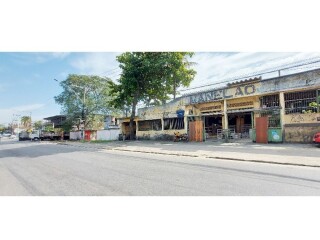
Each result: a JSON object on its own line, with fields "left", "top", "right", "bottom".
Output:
{"left": 119, "top": 68, "right": 320, "bottom": 143}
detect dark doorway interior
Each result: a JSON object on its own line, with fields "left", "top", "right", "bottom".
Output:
{"left": 203, "top": 115, "right": 222, "bottom": 138}
{"left": 228, "top": 112, "right": 252, "bottom": 138}
{"left": 122, "top": 122, "right": 136, "bottom": 140}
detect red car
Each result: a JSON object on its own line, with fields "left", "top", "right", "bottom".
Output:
{"left": 313, "top": 132, "right": 320, "bottom": 145}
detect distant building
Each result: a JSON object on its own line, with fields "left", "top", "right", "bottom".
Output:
{"left": 44, "top": 115, "right": 67, "bottom": 128}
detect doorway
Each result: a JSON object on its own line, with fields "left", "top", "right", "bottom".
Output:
{"left": 228, "top": 112, "right": 252, "bottom": 138}
{"left": 203, "top": 115, "right": 222, "bottom": 138}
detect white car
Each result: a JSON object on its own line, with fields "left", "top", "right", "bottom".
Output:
{"left": 2, "top": 133, "right": 11, "bottom": 137}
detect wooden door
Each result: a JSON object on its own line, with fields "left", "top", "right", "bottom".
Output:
{"left": 256, "top": 117, "right": 268, "bottom": 144}
{"left": 189, "top": 120, "right": 203, "bottom": 142}
{"left": 236, "top": 117, "right": 244, "bottom": 133}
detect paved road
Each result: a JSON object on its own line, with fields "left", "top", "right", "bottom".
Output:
{"left": 1, "top": 140, "right": 320, "bottom": 195}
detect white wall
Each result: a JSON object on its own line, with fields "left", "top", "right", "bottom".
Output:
{"left": 70, "top": 131, "right": 81, "bottom": 140}
{"left": 97, "top": 129, "right": 120, "bottom": 141}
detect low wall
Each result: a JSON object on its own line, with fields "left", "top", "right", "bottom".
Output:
{"left": 97, "top": 129, "right": 120, "bottom": 141}
{"left": 70, "top": 131, "right": 82, "bottom": 140}
{"left": 137, "top": 129, "right": 187, "bottom": 140}
{"left": 284, "top": 123, "right": 320, "bottom": 143}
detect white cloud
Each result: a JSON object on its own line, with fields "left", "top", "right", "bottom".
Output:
{"left": 183, "top": 52, "right": 320, "bottom": 93}
{"left": 0, "top": 104, "right": 45, "bottom": 124}
{"left": 70, "top": 52, "right": 121, "bottom": 79}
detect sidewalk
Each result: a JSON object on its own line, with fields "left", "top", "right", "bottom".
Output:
{"left": 56, "top": 140, "right": 320, "bottom": 168}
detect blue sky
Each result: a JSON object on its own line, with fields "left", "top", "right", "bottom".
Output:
{"left": 1, "top": 52, "right": 320, "bottom": 125}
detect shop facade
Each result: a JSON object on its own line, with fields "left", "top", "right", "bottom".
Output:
{"left": 118, "top": 68, "right": 320, "bottom": 143}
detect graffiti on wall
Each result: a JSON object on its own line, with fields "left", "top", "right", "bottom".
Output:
{"left": 290, "top": 114, "right": 317, "bottom": 123}
{"left": 290, "top": 114, "right": 304, "bottom": 123}
{"left": 138, "top": 99, "right": 186, "bottom": 120}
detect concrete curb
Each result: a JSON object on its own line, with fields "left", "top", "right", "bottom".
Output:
{"left": 112, "top": 148, "right": 320, "bottom": 168}
{"left": 56, "top": 142, "right": 320, "bottom": 168}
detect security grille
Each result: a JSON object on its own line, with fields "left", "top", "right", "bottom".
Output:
{"left": 138, "top": 119, "right": 162, "bottom": 131}
{"left": 164, "top": 118, "right": 184, "bottom": 130}
{"left": 284, "top": 90, "right": 318, "bottom": 114}
{"left": 260, "top": 109, "right": 281, "bottom": 128}
{"left": 260, "top": 94, "right": 280, "bottom": 108}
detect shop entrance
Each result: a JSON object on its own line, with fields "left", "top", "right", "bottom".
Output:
{"left": 203, "top": 115, "right": 222, "bottom": 139}
{"left": 228, "top": 112, "right": 252, "bottom": 138}
{"left": 122, "top": 122, "right": 136, "bottom": 140}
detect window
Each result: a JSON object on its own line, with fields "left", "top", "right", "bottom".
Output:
{"left": 164, "top": 118, "right": 184, "bottom": 130}
{"left": 284, "top": 90, "right": 318, "bottom": 114}
{"left": 138, "top": 120, "right": 162, "bottom": 131}
{"left": 260, "top": 109, "right": 281, "bottom": 128}
{"left": 260, "top": 94, "right": 280, "bottom": 108}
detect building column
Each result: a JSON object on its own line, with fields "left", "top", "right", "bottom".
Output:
{"left": 161, "top": 118, "right": 164, "bottom": 131}
{"left": 279, "top": 92, "right": 285, "bottom": 127}
{"left": 223, "top": 99, "right": 228, "bottom": 129}
{"left": 279, "top": 91, "right": 285, "bottom": 140}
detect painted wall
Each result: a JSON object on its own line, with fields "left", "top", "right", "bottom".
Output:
{"left": 97, "top": 129, "right": 121, "bottom": 141}
{"left": 283, "top": 113, "right": 320, "bottom": 142}
{"left": 70, "top": 131, "right": 81, "bottom": 140}
{"left": 283, "top": 113, "right": 320, "bottom": 124}
{"left": 188, "top": 82, "right": 261, "bottom": 104}
{"left": 137, "top": 129, "right": 186, "bottom": 140}
{"left": 138, "top": 98, "right": 187, "bottom": 120}
{"left": 259, "top": 69, "right": 320, "bottom": 94}
{"left": 284, "top": 125, "right": 320, "bottom": 143}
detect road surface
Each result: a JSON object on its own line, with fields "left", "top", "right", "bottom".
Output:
{"left": 1, "top": 140, "right": 320, "bottom": 195}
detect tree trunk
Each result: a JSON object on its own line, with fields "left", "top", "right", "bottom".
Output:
{"left": 129, "top": 99, "right": 137, "bottom": 140}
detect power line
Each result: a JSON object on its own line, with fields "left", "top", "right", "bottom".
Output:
{"left": 179, "top": 57, "right": 320, "bottom": 94}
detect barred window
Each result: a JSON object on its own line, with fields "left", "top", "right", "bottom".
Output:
{"left": 138, "top": 120, "right": 162, "bottom": 131}
{"left": 284, "top": 90, "right": 318, "bottom": 114}
{"left": 260, "top": 109, "right": 281, "bottom": 128}
{"left": 260, "top": 94, "right": 280, "bottom": 108}
{"left": 164, "top": 118, "right": 184, "bottom": 130}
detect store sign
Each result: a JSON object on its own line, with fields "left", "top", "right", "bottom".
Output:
{"left": 189, "top": 84, "right": 257, "bottom": 104}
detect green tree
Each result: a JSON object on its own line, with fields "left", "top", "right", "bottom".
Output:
{"left": 0, "top": 124, "right": 5, "bottom": 133}
{"left": 54, "top": 74, "right": 118, "bottom": 130}
{"left": 33, "top": 120, "right": 43, "bottom": 130}
{"left": 20, "top": 116, "right": 31, "bottom": 129}
{"left": 109, "top": 52, "right": 196, "bottom": 140}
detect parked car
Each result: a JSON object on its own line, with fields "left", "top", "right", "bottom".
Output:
{"left": 313, "top": 132, "right": 320, "bottom": 146}
{"left": 2, "top": 132, "right": 11, "bottom": 137}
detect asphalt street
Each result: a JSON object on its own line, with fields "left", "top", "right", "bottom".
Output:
{"left": 1, "top": 139, "right": 320, "bottom": 196}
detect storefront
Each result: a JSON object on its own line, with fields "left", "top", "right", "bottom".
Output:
{"left": 118, "top": 68, "right": 320, "bottom": 143}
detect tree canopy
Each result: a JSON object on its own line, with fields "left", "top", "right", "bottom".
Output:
{"left": 54, "top": 74, "right": 118, "bottom": 130}
{"left": 33, "top": 120, "right": 43, "bottom": 130}
{"left": 108, "top": 52, "right": 196, "bottom": 139}
{"left": 20, "top": 116, "right": 31, "bottom": 129}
